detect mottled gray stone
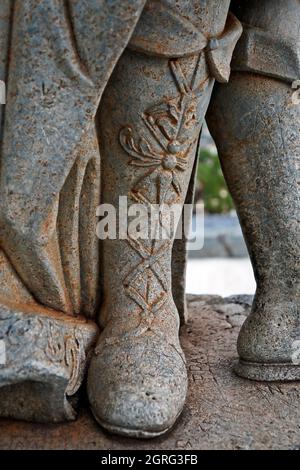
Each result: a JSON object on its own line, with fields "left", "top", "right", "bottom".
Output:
{"left": 0, "top": 0, "right": 147, "bottom": 318}
{"left": 207, "top": 0, "right": 300, "bottom": 382}
{"left": 2, "top": 296, "right": 300, "bottom": 450}
{"left": 0, "top": 302, "right": 98, "bottom": 422}
{"left": 0, "top": 0, "right": 147, "bottom": 425}
{"left": 231, "top": 0, "right": 300, "bottom": 83}
{"left": 0, "top": 0, "right": 243, "bottom": 436}
{"left": 88, "top": 1, "right": 241, "bottom": 437}
{"left": 0, "top": 0, "right": 298, "bottom": 440}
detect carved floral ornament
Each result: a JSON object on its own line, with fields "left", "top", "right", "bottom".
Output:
{"left": 119, "top": 59, "right": 209, "bottom": 205}
{"left": 115, "top": 58, "right": 209, "bottom": 343}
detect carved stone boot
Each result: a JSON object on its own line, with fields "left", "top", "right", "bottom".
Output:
{"left": 207, "top": 0, "right": 300, "bottom": 382}
{"left": 87, "top": 1, "right": 242, "bottom": 437}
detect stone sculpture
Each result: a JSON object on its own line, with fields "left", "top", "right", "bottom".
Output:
{"left": 207, "top": 0, "right": 300, "bottom": 381}
{"left": 0, "top": 0, "right": 299, "bottom": 438}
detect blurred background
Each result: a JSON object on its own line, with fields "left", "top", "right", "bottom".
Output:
{"left": 186, "top": 123, "right": 256, "bottom": 296}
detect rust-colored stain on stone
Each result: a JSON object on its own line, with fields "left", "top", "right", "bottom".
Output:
{"left": 0, "top": 0, "right": 299, "bottom": 441}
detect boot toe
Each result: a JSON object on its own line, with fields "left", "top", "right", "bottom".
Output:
{"left": 87, "top": 335, "right": 187, "bottom": 438}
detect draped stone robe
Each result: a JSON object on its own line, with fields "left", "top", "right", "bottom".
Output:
{"left": 0, "top": 0, "right": 148, "bottom": 319}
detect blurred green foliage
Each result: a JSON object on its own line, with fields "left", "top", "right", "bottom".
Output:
{"left": 197, "top": 148, "right": 234, "bottom": 214}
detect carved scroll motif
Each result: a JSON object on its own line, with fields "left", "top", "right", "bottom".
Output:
{"left": 0, "top": 311, "right": 87, "bottom": 396}
{"left": 46, "top": 322, "right": 86, "bottom": 395}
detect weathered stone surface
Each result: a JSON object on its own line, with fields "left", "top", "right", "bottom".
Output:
{"left": 0, "top": 0, "right": 147, "bottom": 319}
{"left": 0, "top": 0, "right": 145, "bottom": 429}
{"left": 207, "top": 0, "right": 300, "bottom": 381}
{"left": 231, "top": 0, "right": 300, "bottom": 83}
{"left": 89, "top": 1, "right": 242, "bottom": 437}
{"left": 2, "top": 295, "right": 300, "bottom": 450}
{"left": 0, "top": 302, "right": 98, "bottom": 423}
{"left": 0, "top": 0, "right": 243, "bottom": 436}
{"left": 0, "top": 0, "right": 298, "bottom": 439}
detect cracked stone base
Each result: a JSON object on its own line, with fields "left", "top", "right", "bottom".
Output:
{"left": 0, "top": 300, "right": 99, "bottom": 422}
{"left": 4, "top": 296, "right": 300, "bottom": 452}
{"left": 4, "top": 295, "right": 300, "bottom": 450}
{"left": 234, "top": 360, "right": 300, "bottom": 382}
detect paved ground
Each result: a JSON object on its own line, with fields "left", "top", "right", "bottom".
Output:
{"left": 1, "top": 295, "right": 300, "bottom": 450}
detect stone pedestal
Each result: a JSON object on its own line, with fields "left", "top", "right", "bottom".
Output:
{"left": 0, "top": 302, "right": 98, "bottom": 422}
{"left": 1, "top": 295, "right": 300, "bottom": 450}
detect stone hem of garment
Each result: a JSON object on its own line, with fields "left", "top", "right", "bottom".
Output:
{"left": 231, "top": 24, "right": 300, "bottom": 84}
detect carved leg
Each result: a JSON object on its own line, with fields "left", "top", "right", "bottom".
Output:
{"left": 207, "top": 73, "right": 300, "bottom": 380}
{"left": 87, "top": 1, "right": 242, "bottom": 436}
{"left": 88, "top": 52, "right": 209, "bottom": 439}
